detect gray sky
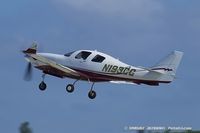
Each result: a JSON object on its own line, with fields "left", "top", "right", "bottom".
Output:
{"left": 0, "top": 0, "right": 200, "bottom": 133}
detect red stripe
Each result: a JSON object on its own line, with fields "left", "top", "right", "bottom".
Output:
{"left": 36, "top": 65, "right": 171, "bottom": 86}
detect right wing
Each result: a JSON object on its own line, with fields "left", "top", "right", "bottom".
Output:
{"left": 109, "top": 81, "right": 137, "bottom": 85}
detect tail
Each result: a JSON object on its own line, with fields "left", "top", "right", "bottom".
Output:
{"left": 23, "top": 42, "right": 37, "bottom": 54}
{"left": 151, "top": 51, "right": 183, "bottom": 81}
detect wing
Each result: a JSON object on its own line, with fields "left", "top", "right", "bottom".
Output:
{"left": 29, "top": 54, "right": 88, "bottom": 78}
{"left": 109, "top": 81, "right": 137, "bottom": 85}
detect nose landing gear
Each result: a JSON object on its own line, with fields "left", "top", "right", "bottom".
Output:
{"left": 39, "top": 81, "right": 47, "bottom": 91}
{"left": 39, "top": 74, "right": 47, "bottom": 91}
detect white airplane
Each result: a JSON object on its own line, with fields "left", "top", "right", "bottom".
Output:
{"left": 23, "top": 43, "right": 183, "bottom": 99}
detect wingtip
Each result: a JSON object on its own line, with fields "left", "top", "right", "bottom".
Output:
{"left": 174, "top": 50, "right": 184, "bottom": 55}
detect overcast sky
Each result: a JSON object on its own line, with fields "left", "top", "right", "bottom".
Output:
{"left": 0, "top": 0, "right": 200, "bottom": 133}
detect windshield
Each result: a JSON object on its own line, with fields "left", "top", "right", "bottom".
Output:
{"left": 75, "top": 51, "right": 92, "bottom": 60}
{"left": 64, "top": 51, "right": 75, "bottom": 57}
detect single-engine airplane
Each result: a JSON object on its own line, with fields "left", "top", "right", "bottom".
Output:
{"left": 23, "top": 43, "right": 183, "bottom": 99}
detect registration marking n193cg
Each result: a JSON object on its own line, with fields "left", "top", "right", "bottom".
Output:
{"left": 102, "top": 64, "right": 136, "bottom": 76}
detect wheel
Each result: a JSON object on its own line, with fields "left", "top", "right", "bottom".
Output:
{"left": 39, "top": 81, "right": 47, "bottom": 91}
{"left": 66, "top": 84, "right": 74, "bottom": 93}
{"left": 88, "top": 90, "right": 96, "bottom": 99}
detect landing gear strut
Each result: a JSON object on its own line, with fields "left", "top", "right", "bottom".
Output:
{"left": 66, "top": 79, "right": 79, "bottom": 93}
{"left": 39, "top": 74, "right": 47, "bottom": 91}
{"left": 88, "top": 82, "right": 96, "bottom": 99}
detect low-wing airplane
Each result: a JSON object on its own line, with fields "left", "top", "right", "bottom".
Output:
{"left": 23, "top": 43, "right": 183, "bottom": 99}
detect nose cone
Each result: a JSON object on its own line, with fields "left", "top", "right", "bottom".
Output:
{"left": 23, "top": 48, "right": 36, "bottom": 54}
{"left": 22, "top": 44, "right": 37, "bottom": 54}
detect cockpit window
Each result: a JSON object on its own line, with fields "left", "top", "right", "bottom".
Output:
{"left": 75, "top": 51, "right": 91, "bottom": 60}
{"left": 64, "top": 51, "right": 75, "bottom": 57}
{"left": 91, "top": 54, "right": 105, "bottom": 63}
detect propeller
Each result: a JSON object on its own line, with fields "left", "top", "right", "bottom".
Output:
{"left": 24, "top": 62, "right": 33, "bottom": 81}
{"left": 21, "top": 41, "right": 43, "bottom": 81}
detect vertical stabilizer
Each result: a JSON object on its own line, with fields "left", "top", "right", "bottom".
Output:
{"left": 152, "top": 51, "right": 183, "bottom": 74}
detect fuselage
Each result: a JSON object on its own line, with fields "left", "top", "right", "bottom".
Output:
{"left": 28, "top": 50, "right": 171, "bottom": 86}
{"left": 22, "top": 44, "right": 183, "bottom": 99}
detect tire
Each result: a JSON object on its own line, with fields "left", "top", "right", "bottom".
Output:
{"left": 39, "top": 81, "right": 47, "bottom": 91}
{"left": 88, "top": 90, "right": 96, "bottom": 99}
{"left": 66, "top": 84, "right": 74, "bottom": 93}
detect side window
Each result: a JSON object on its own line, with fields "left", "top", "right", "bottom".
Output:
{"left": 75, "top": 51, "right": 91, "bottom": 60}
{"left": 91, "top": 55, "right": 105, "bottom": 63}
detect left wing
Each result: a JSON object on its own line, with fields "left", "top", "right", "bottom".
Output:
{"left": 28, "top": 54, "right": 88, "bottom": 79}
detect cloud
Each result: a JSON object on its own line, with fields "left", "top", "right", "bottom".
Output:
{"left": 54, "top": 0, "right": 163, "bottom": 19}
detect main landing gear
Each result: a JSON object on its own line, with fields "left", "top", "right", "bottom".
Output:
{"left": 66, "top": 79, "right": 79, "bottom": 93}
{"left": 37, "top": 75, "right": 97, "bottom": 99}
{"left": 39, "top": 74, "right": 47, "bottom": 91}
{"left": 88, "top": 83, "right": 96, "bottom": 99}
{"left": 66, "top": 80, "right": 97, "bottom": 99}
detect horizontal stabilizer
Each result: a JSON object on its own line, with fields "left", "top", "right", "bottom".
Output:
{"left": 137, "top": 66, "right": 166, "bottom": 74}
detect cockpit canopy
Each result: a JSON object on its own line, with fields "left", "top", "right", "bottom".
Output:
{"left": 91, "top": 54, "right": 105, "bottom": 63}
{"left": 64, "top": 50, "right": 106, "bottom": 63}
{"left": 75, "top": 51, "right": 91, "bottom": 60}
